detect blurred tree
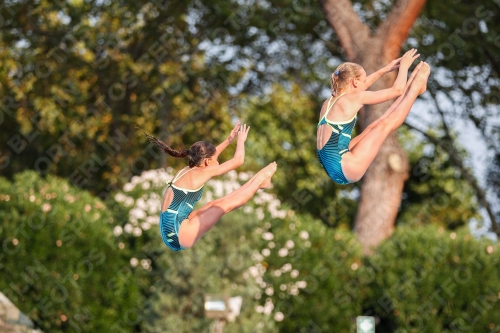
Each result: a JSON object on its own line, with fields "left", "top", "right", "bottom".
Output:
{"left": 409, "top": 0, "right": 500, "bottom": 235}
{"left": 0, "top": 0, "right": 239, "bottom": 195}
{"left": 0, "top": 171, "right": 141, "bottom": 333}
{"left": 488, "top": 154, "right": 500, "bottom": 222}
{"left": 397, "top": 127, "right": 481, "bottom": 230}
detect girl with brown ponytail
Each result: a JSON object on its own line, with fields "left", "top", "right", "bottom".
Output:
{"left": 317, "top": 49, "right": 430, "bottom": 185}
{"left": 145, "top": 121, "right": 277, "bottom": 251}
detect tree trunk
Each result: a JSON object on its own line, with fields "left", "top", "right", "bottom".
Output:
{"left": 320, "top": 0, "right": 426, "bottom": 253}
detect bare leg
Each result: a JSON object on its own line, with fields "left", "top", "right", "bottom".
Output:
{"left": 349, "top": 62, "right": 425, "bottom": 150}
{"left": 341, "top": 63, "right": 430, "bottom": 182}
{"left": 192, "top": 165, "right": 273, "bottom": 213}
{"left": 177, "top": 162, "right": 277, "bottom": 248}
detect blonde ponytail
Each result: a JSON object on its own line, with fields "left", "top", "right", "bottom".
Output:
{"left": 331, "top": 70, "right": 341, "bottom": 96}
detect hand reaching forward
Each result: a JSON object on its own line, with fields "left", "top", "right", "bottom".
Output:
{"left": 384, "top": 57, "right": 401, "bottom": 73}
{"left": 228, "top": 120, "right": 241, "bottom": 143}
{"left": 400, "top": 48, "right": 420, "bottom": 69}
{"left": 237, "top": 123, "right": 250, "bottom": 143}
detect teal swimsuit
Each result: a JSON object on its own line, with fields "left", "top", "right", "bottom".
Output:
{"left": 159, "top": 168, "right": 204, "bottom": 251}
{"left": 317, "top": 93, "right": 357, "bottom": 185}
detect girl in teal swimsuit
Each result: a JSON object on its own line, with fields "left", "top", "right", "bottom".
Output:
{"left": 145, "top": 122, "right": 277, "bottom": 251}
{"left": 317, "top": 49, "right": 430, "bottom": 185}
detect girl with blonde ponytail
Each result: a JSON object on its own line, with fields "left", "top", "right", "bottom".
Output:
{"left": 145, "top": 121, "right": 277, "bottom": 251}
{"left": 317, "top": 49, "right": 430, "bottom": 185}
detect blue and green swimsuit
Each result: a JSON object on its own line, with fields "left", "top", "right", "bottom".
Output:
{"left": 317, "top": 93, "right": 357, "bottom": 185}
{"left": 159, "top": 168, "right": 204, "bottom": 251}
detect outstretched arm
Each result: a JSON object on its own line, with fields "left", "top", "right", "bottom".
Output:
{"left": 203, "top": 124, "right": 250, "bottom": 178}
{"left": 347, "top": 62, "right": 426, "bottom": 150}
{"left": 363, "top": 58, "right": 401, "bottom": 90}
{"left": 355, "top": 49, "right": 420, "bottom": 106}
{"left": 215, "top": 120, "right": 240, "bottom": 157}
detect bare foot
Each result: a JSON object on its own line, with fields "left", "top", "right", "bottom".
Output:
{"left": 411, "top": 62, "right": 430, "bottom": 96}
{"left": 418, "top": 62, "right": 430, "bottom": 95}
{"left": 259, "top": 162, "right": 277, "bottom": 189}
{"left": 408, "top": 61, "right": 424, "bottom": 83}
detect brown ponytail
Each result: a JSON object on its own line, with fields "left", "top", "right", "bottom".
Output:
{"left": 145, "top": 134, "right": 216, "bottom": 168}
{"left": 144, "top": 133, "right": 189, "bottom": 158}
{"left": 331, "top": 62, "right": 364, "bottom": 96}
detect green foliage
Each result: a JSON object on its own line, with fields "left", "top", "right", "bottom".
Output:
{"left": 0, "top": 171, "right": 141, "bottom": 333}
{"left": 399, "top": 128, "right": 480, "bottom": 229}
{"left": 367, "top": 226, "right": 500, "bottom": 332}
{"left": 259, "top": 212, "right": 500, "bottom": 332}
{"left": 488, "top": 154, "right": 500, "bottom": 217}
{"left": 0, "top": 0, "right": 239, "bottom": 193}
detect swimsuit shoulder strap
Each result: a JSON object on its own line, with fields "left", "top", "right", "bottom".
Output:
{"left": 167, "top": 167, "right": 195, "bottom": 186}
{"left": 323, "top": 93, "right": 346, "bottom": 119}
{"left": 318, "top": 93, "right": 346, "bottom": 126}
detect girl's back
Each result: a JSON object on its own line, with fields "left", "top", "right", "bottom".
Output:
{"left": 161, "top": 167, "right": 206, "bottom": 212}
